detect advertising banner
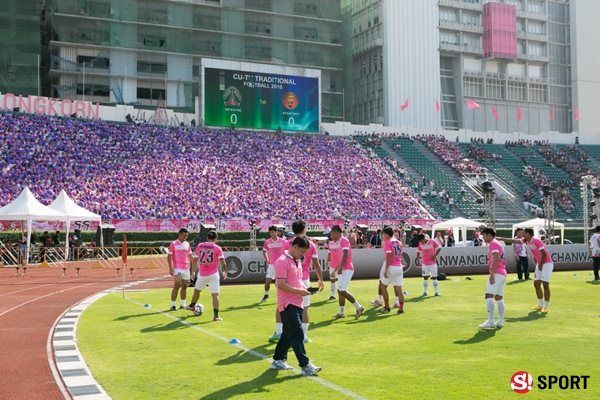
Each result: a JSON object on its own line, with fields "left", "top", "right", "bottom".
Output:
{"left": 204, "top": 67, "right": 319, "bottom": 132}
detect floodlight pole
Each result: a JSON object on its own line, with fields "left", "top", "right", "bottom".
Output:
{"left": 483, "top": 191, "right": 495, "bottom": 228}
{"left": 249, "top": 227, "right": 257, "bottom": 251}
{"left": 543, "top": 194, "right": 555, "bottom": 244}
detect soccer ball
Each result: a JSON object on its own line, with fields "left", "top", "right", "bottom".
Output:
{"left": 193, "top": 303, "right": 204, "bottom": 316}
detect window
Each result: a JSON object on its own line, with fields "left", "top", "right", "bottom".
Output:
{"left": 528, "top": 42, "right": 545, "bottom": 56}
{"left": 527, "top": 21, "right": 544, "bottom": 35}
{"left": 137, "top": 62, "right": 167, "bottom": 75}
{"left": 527, "top": 0, "right": 544, "bottom": 14}
{"left": 464, "top": 77, "right": 483, "bottom": 97}
{"left": 462, "top": 12, "right": 480, "bottom": 25}
{"left": 439, "top": 8, "right": 457, "bottom": 22}
{"left": 462, "top": 34, "right": 481, "bottom": 49}
{"left": 77, "top": 55, "right": 109, "bottom": 68}
{"left": 507, "top": 81, "right": 526, "bottom": 100}
{"left": 486, "top": 79, "right": 504, "bottom": 99}
{"left": 505, "top": 0, "right": 523, "bottom": 11}
{"left": 440, "top": 31, "right": 458, "bottom": 45}
{"left": 529, "top": 84, "right": 546, "bottom": 103}
{"left": 137, "top": 87, "right": 165, "bottom": 101}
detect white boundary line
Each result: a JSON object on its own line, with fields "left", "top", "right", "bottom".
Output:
{"left": 127, "top": 298, "right": 369, "bottom": 400}
{"left": 47, "top": 308, "right": 75, "bottom": 400}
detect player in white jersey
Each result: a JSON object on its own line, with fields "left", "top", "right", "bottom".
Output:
{"left": 588, "top": 226, "right": 600, "bottom": 281}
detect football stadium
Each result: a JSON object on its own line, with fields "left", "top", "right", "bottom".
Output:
{"left": 2, "top": 0, "right": 600, "bottom": 399}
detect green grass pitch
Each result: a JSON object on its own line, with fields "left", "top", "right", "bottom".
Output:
{"left": 77, "top": 272, "right": 600, "bottom": 399}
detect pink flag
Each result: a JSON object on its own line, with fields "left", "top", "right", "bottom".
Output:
{"left": 435, "top": 100, "right": 441, "bottom": 113}
{"left": 491, "top": 105, "right": 500, "bottom": 120}
{"left": 121, "top": 235, "right": 127, "bottom": 264}
{"left": 575, "top": 107, "right": 579, "bottom": 121}
{"left": 400, "top": 98, "right": 409, "bottom": 111}
{"left": 550, "top": 104, "right": 555, "bottom": 120}
{"left": 466, "top": 99, "right": 481, "bottom": 110}
{"left": 517, "top": 105, "right": 523, "bottom": 122}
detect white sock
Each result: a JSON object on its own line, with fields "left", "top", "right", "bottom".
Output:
{"left": 275, "top": 322, "right": 283, "bottom": 335}
{"left": 331, "top": 282, "right": 336, "bottom": 296}
{"left": 538, "top": 298, "right": 543, "bottom": 307}
{"left": 339, "top": 306, "right": 345, "bottom": 315}
{"left": 486, "top": 298, "right": 495, "bottom": 323}
{"left": 302, "top": 323, "right": 309, "bottom": 338}
{"left": 423, "top": 280, "right": 429, "bottom": 293}
{"left": 433, "top": 280, "right": 439, "bottom": 293}
{"left": 170, "top": 301, "right": 176, "bottom": 307}
{"left": 395, "top": 296, "right": 399, "bottom": 305}
{"left": 497, "top": 300, "right": 505, "bottom": 323}
{"left": 180, "top": 299, "right": 186, "bottom": 307}
{"left": 543, "top": 301, "right": 549, "bottom": 308}
{"left": 265, "top": 291, "right": 269, "bottom": 295}
{"left": 353, "top": 301, "right": 362, "bottom": 310}
{"left": 378, "top": 295, "right": 383, "bottom": 302}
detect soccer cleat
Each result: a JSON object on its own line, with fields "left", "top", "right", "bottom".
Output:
{"left": 435, "top": 292, "right": 441, "bottom": 297}
{"left": 478, "top": 320, "right": 496, "bottom": 329}
{"left": 169, "top": 306, "right": 177, "bottom": 311}
{"left": 495, "top": 321, "right": 504, "bottom": 328}
{"left": 301, "top": 362, "right": 322, "bottom": 376}
{"left": 270, "top": 360, "right": 293, "bottom": 370}
{"left": 379, "top": 307, "right": 391, "bottom": 314}
{"left": 269, "top": 333, "right": 281, "bottom": 342}
{"left": 355, "top": 306, "right": 365, "bottom": 319}
{"left": 213, "top": 316, "right": 223, "bottom": 321}
{"left": 541, "top": 307, "right": 548, "bottom": 313}
{"left": 370, "top": 299, "right": 383, "bottom": 306}
{"left": 332, "top": 313, "right": 345, "bottom": 319}
{"left": 261, "top": 294, "right": 269, "bottom": 303}
{"left": 392, "top": 303, "right": 400, "bottom": 308}
{"left": 179, "top": 306, "right": 186, "bottom": 309}
{"left": 328, "top": 296, "right": 336, "bottom": 300}
{"left": 531, "top": 305, "right": 543, "bottom": 311}
{"left": 303, "top": 337, "right": 312, "bottom": 343}
{"left": 421, "top": 292, "right": 428, "bottom": 297}
{"left": 397, "top": 309, "right": 405, "bottom": 315}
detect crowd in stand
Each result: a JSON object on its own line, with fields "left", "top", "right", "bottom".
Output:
{"left": 505, "top": 139, "right": 549, "bottom": 147}
{"left": 0, "top": 112, "right": 429, "bottom": 221}
{"left": 538, "top": 146, "right": 597, "bottom": 185}
{"left": 418, "top": 134, "right": 484, "bottom": 174}
{"left": 467, "top": 144, "right": 502, "bottom": 162}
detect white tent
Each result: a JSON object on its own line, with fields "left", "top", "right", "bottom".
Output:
{"left": 0, "top": 187, "right": 67, "bottom": 265}
{"left": 432, "top": 217, "right": 483, "bottom": 245}
{"left": 48, "top": 190, "right": 103, "bottom": 260}
{"left": 511, "top": 218, "right": 564, "bottom": 243}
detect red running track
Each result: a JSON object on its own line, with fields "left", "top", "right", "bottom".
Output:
{"left": 0, "top": 267, "right": 172, "bottom": 400}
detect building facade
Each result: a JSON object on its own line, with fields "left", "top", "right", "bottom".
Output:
{"left": 345, "top": 0, "right": 583, "bottom": 135}
{"left": 43, "top": 0, "right": 343, "bottom": 123}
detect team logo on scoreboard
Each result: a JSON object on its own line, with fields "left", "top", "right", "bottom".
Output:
{"left": 223, "top": 86, "right": 242, "bottom": 106}
{"left": 282, "top": 92, "right": 299, "bottom": 110}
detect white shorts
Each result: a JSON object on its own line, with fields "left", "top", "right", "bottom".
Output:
{"left": 173, "top": 269, "right": 190, "bottom": 280}
{"left": 266, "top": 264, "right": 275, "bottom": 279}
{"left": 329, "top": 267, "right": 337, "bottom": 280}
{"left": 534, "top": 262, "right": 554, "bottom": 282}
{"left": 194, "top": 272, "right": 220, "bottom": 293}
{"left": 379, "top": 262, "right": 386, "bottom": 281}
{"left": 485, "top": 273, "right": 507, "bottom": 296}
{"left": 422, "top": 264, "right": 438, "bottom": 278}
{"left": 302, "top": 278, "right": 311, "bottom": 307}
{"left": 337, "top": 269, "right": 354, "bottom": 291}
{"left": 381, "top": 265, "right": 404, "bottom": 287}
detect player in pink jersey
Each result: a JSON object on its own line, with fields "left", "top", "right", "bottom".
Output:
{"left": 327, "top": 225, "right": 364, "bottom": 319}
{"left": 269, "top": 221, "right": 324, "bottom": 343}
{"left": 261, "top": 226, "right": 285, "bottom": 303}
{"left": 167, "top": 228, "right": 193, "bottom": 311}
{"left": 479, "top": 228, "right": 508, "bottom": 329}
{"left": 416, "top": 234, "right": 442, "bottom": 297}
{"left": 187, "top": 230, "right": 227, "bottom": 321}
{"left": 499, "top": 228, "right": 553, "bottom": 313}
{"left": 377, "top": 227, "right": 406, "bottom": 314}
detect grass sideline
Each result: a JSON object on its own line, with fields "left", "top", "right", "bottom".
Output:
{"left": 77, "top": 272, "right": 600, "bottom": 399}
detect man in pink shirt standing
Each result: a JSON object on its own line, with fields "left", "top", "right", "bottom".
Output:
{"left": 187, "top": 230, "right": 227, "bottom": 321}
{"left": 167, "top": 228, "right": 193, "bottom": 311}
{"left": 377, "top": 227, "right": 406, "bottom": 315}
{"left": 416, "top": 234, "right": 442, "bottom": 297}
{"left": 479, "top": 228, "right": 507, "bottom": 329}
{"left": 261, "top": 225, "right": 285, "bottom": 303}
{"left": 327, "top": 225, "right": 364, "bottom": 319}
{"left": 270, "top": 236, "right": 321, "bottom": 376}
{"left": 500, "top": 228, "right": 553, "bottom": 313}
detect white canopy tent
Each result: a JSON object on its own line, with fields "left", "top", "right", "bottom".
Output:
{"left": 0, "top": 187, "right": 67, "bottom": 265}
{"left": 48, "top": 190, "right": 103, "bottom": 261}
{"left": 511, "top": 218, "right": 564, "bottom": 243}
{"left": 431, "top": 217, "right": 483, "bottom": 245}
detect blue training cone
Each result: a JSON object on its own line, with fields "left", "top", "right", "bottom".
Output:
{"left": 403, "top": 291, "right": 409, "bottom": 295}
{"left": 229, "top": 338, "right": 241, "bottom": 344}
{"left": 144, "top": 304, "right": 151, "bottom": 308}
{"left": 574, "top": 274, "right": 579, "bottom": 277}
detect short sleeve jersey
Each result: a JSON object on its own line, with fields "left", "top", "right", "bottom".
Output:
{"left": 301, "top": 240, "right": 319, "bottom": 280}
{"left": 384, "top": 238, "right": 403, "bottom": 267}
{"left": 590, "top": 233, "right": 600, "bottom": 257}
{"left": 527, "top": 237, "right": 552, "bottom": 265}
{"left": 263, "top": 237, "right": 285, "bottom": 264}
{"left": 274, "top": 252, "right": 304, "bottom": 312}
{"left": 513, "top": 235, "right": 527, "bottom": 257}
{"left": 328, "top": 236, "right": 354, "bottom": 271}
{"left": 417, "top": 239, "right": 440, "bottom": 266}
{"left": 168, "top": 239, "right": 191, "bottom": 270}
{"left": 488, "top": 239, "right": 507, "bottom": 276}
{"left": 194, "top": 242, "right": 224, "bottom": 276}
